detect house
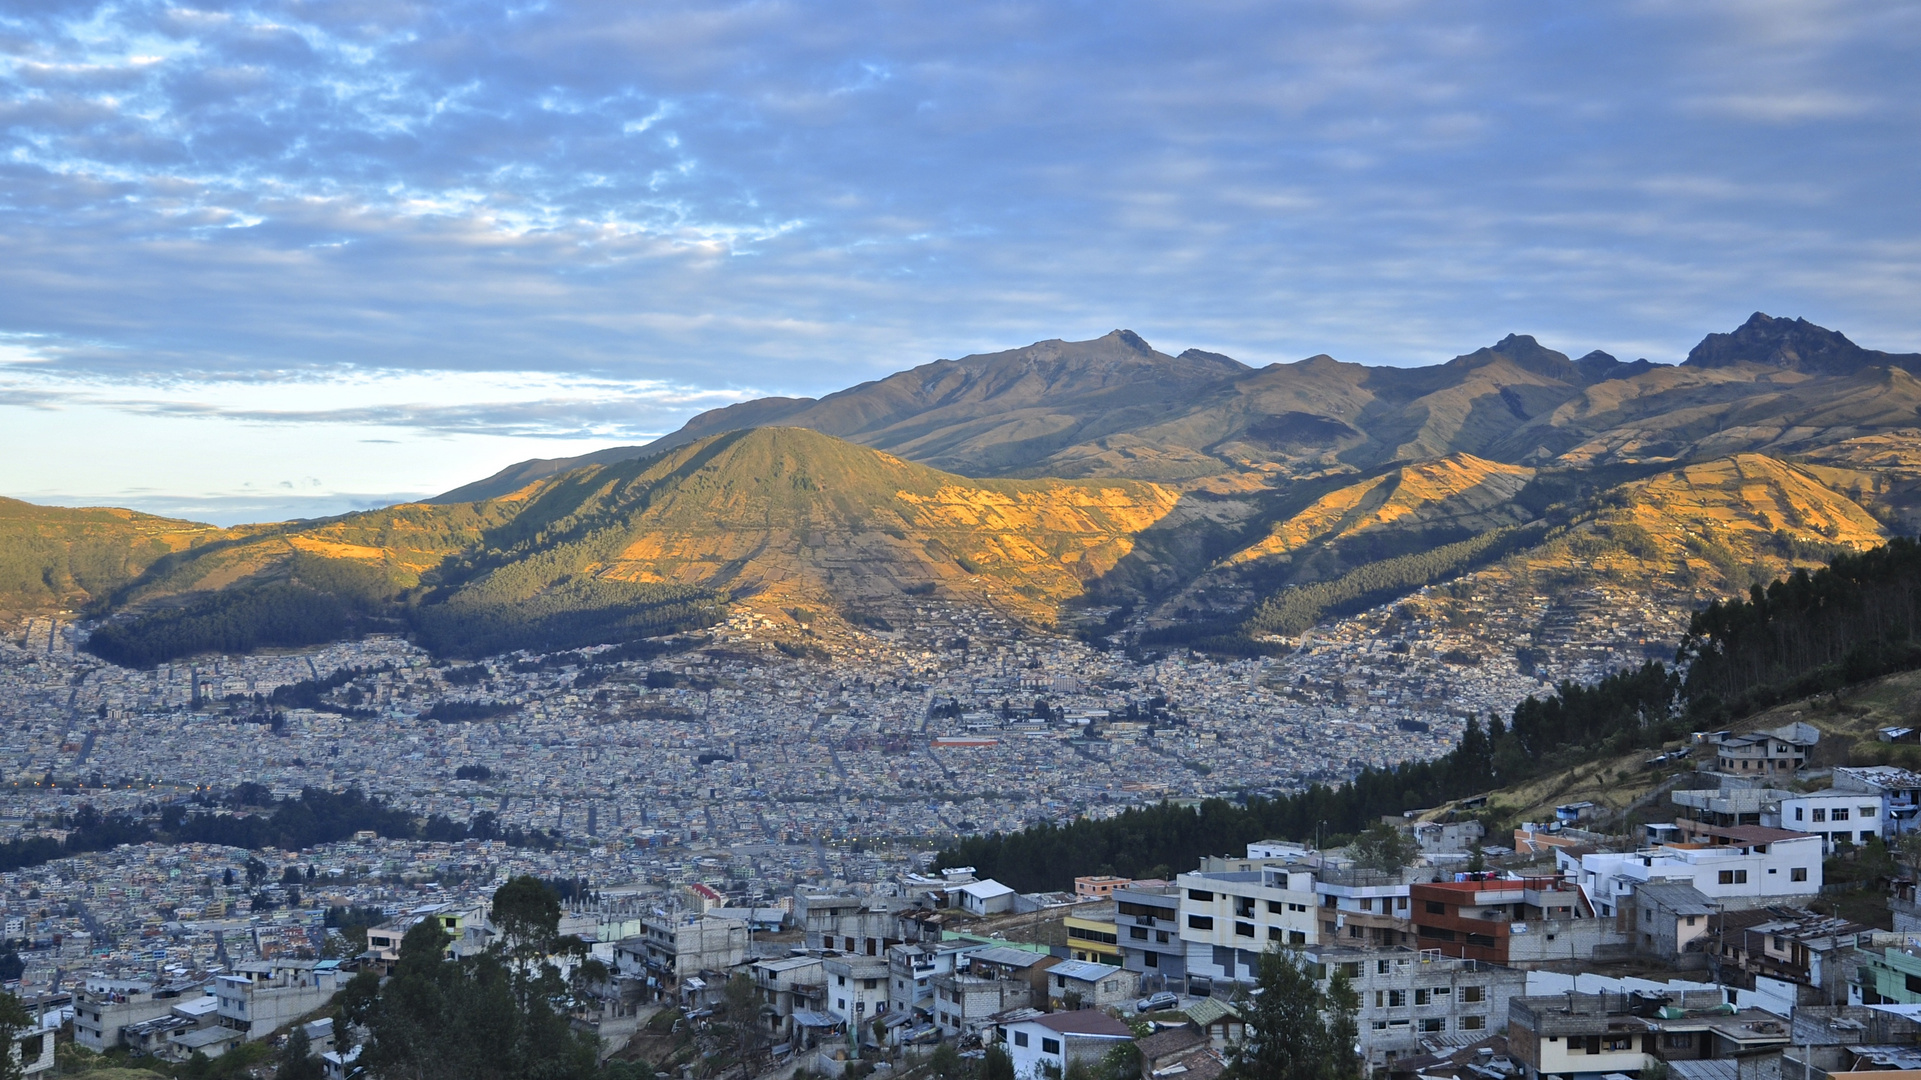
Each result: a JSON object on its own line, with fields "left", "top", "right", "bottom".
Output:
{"left": 1043, "top": 959, "right": 1138, "bottom": 1010}
{"left": 752, "top": 955, "right": 826, "bottom": 1042}
{"left": 214, "top": 959, "right": 349, "bottom": 1040}
{"left": 72, "top": 976, "right": 212, "bottom": 1052}
{"left": 1711, "top": 908, "right": 1879, "bottom": 994}
{"left": 999, "top": 1010, "right": 1134, "bottom": 1080}
{"left": 1565, "top": 828, "right": 1822, "bottom": 915}
{"left": 1630, "top": 883, "right": 1717, "bottom": 959}
{"left": 823, "top": 954, "right": 891, "bottom": 1032}
{"left": 886, "top": 941, "right": 972, "bottom": 1019}
{"left": 957, "top": 880, "right": 1017, "bottom": 916}
{"left": 1074, "top": 876, "right": 1133, "bottom": 899}
{"left": 363, "top": 902, "right": 490, "bottom": 973}
{"left": 965, "top": 945, "right": 1060, "bottom": 997}
{"left": 1834, "top": 766, "right": 1921, "bottom": 836}
{"left": 1310, "top": 946, "right": 1525, "bottom": 1072}
{"left": 613, "top": 914, "right": 748, "bottom": 1004}
{"left": 1711, "top": 722, "right": 1819, "bottom": 776}
{"left": 1182, "top": 998, "right": 1245, "bottom": 1050}
{"left": 795, "top": 893, "right": 904, "bottom": 955}
{"left": 930, "top": 971, "right": 1030, "bottom": 1038}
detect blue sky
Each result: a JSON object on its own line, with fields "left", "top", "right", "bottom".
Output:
{"left": 2, "top": 0, "right": 1918, "bottom": 522}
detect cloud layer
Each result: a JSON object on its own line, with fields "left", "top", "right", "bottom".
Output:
{"left": 2, "top": 0, "right": 1918, "bottom": 510}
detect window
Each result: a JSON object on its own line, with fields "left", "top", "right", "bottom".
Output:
{"left": 1145, "top": 952, "right": 1159, "bottom": 968}
{"left": 864, "top": 979, "right": 878, "bottom": 989}
{"left": 1375, "top": 991, "right": 1384, "bottom": 1008}
{"left": 1236, "top": 898, "right": 1256, "bottom": 918}
{"left": 837, "top": 998, "right": 846, "bottom": 1010}
{"left": 1157, "top": 931, "right": 1170, "bottom": 943}
{"left": 1863, "top": 806, "right": 1879, "bottom": 819}
{"left": 1360, "top": 898, "right": 1374, "bottom": 912}
{"left": 1605, "top": 1037, "right": 1635, "bottom": 1051}
{"left": 1377, "top": 959, "right": 1391, "bottom": 974}
{"left": 838, "top": 976, "right": 847, "bottom": 986}
{"left": 1015, "top": 1032, "right": 1029, "bottom": 1047}
{"left": 1466, "top": 933, "right": 1496, "bottom": 948}
{"left": 1131, "top": 927, "right": 1148, "bottom": 940}
{"left": 1834, "top": 808, "right": 1851, "bottom": 822}
{"left": 1235, "top": 922, "right": 1255, "bottom": 938}
{"left": 1664, "top": 1034, "right": 1693, "bottom": 1049}
{"left": 1340, "top": 962, "right": 1363, "bottom": 979}
{"left": 1420, "top": 1018, "right": 1445, "bottom": 1033}
{"left": 1791, "top": 867, "right": 1808, "bottom": 882}
{"left": 1717, "top": 869, "right": 1749, "bottom": 885}
{"left": 1795, "top": 806, "right": 1805, "bottom": 821}
{"left": 1418, "top": 926, "right": 1457, "bottom": 942}
{"left": 1461, "top": 1016, "right": 1485, "bottom": 1031}
{"left": 1042, "top": 1038, "right": 1061, "bottom": 1056}
{"left": 1188, "top": 915, "right": 1214, "bottom": 930}
{"left": 1269, "top": 926, "right": 1283, "bottom": 942}
{"left": 1812, "top": 808, "right": 1827, "bottom": 822}
{"left": 1397, "top": 897, "right": 1409, "bottom": 910}
{"left": 1686, "top": 915, "right": 1698, "bottom": 926}
{"left": 1462, "top": 985, "right": 1483, "bottom": 1003}
{"left": 1424, "top": 901, "right": 1447, "bottom": 915}
{"left": 1864, "top": 831, "right": 1877, "bottom": 842}
{"left": 1387, "top": 990, "right": 1406, "bottom": 1008}
{"left": 1188, "top": 889, "right": 1214, "bottom": 902}
{"left": 1414, "top": 989, "right": 1430, "bottom": 1005}
{"left": 1268, "top": 900, "right": 1284, "bottom": 913}
{"left": 1371, "top": 1022, "right": 1388, "bottom": 1031}
{"left": 1289, "top": 931, "right": 1306, "bottom": 945}
{"left": 1290, "top": 902, "right": 1309, "bottom": 912}
{"left": 1736, "top": 869, "right": 1749, "bottom": 883}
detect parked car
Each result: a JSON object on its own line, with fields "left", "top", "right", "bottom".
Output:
{"left": 1135, "top": 991, "right": 1179, "bottom": 1013}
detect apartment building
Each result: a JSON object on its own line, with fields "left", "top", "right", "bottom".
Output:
{"left": 1176, "top": 863, "right": 1319, "bottom": 985}
{"left": 1310, "top": 946, "right": 1525, "bottom": 1072}
{"left": 1113, "top": 884, "right": 1185, "bottom": 990}
{"left": 613, "top": 915, "right": 749, "bottom": 1003}
{"left": 1062, "top": 904, "right": 1121, "bottom": 964}
{"left": 823, "top": 954, "right": 891, "bottom": 1029}
{"left": 1507, "top": 991, "right": 1790, "bottom": 1080}
{"left": 1409, "top": 876, "right": 1608, "bottom": 968}
{"left": 1312, "top": 866, "right": 1417, "bottom": 949}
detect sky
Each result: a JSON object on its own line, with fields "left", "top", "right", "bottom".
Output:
{"left": 2, "top": 0, "right": 1918, "bottom": 524}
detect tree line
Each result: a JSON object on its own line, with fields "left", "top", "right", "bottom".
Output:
{"left": 1679, "top": 536, "right": 1921, "bottom": 720}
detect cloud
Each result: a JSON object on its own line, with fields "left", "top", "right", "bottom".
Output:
{"left": 0, "top": 0, "right": 1917, "bottom": 505}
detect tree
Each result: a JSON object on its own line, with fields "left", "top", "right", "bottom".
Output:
{"left": 1230, "top": 950, "right": 1360, "bottom": 1080}
{"left": 274, "top": 1024, "right": 324, "bottom": 1080}
{"left": 491, "top": 875, "right": 562, "bottom": 960}
{"left": 721, "top": 973, "right": 765, "bottom": 1066}
{"left": 1349, "top": 822, "right": 1418, "bottom": 874}
{"left": 983, "top": 1043, "right": 1016, "bottom": 1080}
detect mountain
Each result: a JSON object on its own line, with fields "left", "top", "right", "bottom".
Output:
{"left": 60, "top": 428, "right": 1210, "bottom": 663}
{"left": 449, "top": 314, "right": 1921, "bottom": 495}
{"left": 19, "top": 313, "right": 1921, "bottom": 666}
{"left": 1684, "top": 311, "right": 1921, "bottom": 376}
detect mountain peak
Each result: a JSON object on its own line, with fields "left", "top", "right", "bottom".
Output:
{"left": 1684, "top": 312, "right": 1921, "bottom": 375}
{"left": 1105, "top": 329, "right": 1155, "bottom": 354}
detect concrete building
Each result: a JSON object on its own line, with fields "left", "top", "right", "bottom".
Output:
{"left": 72, "top": 976, "right": 212, "bottom": 1052}
{"left": 1834, "top": 766, "right": 1921, "bottom": 837}
{"left": 957, "top": 880, "right": 1017, "bottom": 916}
{"left": 931, "top": 972, "right": 1031, "bottom": 1039}
{"left": 614, "top": 915, "right": 749, "bottom": 1004}
{"left": 1042, "top": 959, "right": 1137, "bottom": 1011}
{"left": 1506, "top": 991, "right": 1791, "bottom": 1080}
{"left": 1114, "top": 884, "right": 1186, "bottom": 991}
{"left": 1310, "top": 946, "right": 1525, "bottom": 1072}
{"left": 1063, "top": 904, "right": 1121, "bottom": 964}
{"left": 752, "top": 955, "right": 826, "bottom": 1041}
{"left": 1630, "top": 883, "right": 1717, "bottom": 960}
{"left": 823, "top": 954, "right": 891, "bottom": 1030}
{"left": 1564, "top": 828, "right": 1822, "bottom": 915}
{"left": 214, "top": 959, "right": 348, "bottom": 1040}
{"left": 999, "top": 1010, "right": 1134, "bottom": 1080}
{"left": 1312, "top": 866, "right": 1417, "bottom": 949}
{"left": 1408, "top": 876, "right": 1608, "bottom": 968}
{"left": 1176, "top": 863, "right": 1319, "bottom": 986}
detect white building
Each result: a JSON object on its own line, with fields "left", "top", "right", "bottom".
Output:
{"left": 999, "top": 1011, "right": 1135, "bottom": 1080}
{"left": 1772, "top": 791, "right": 1884, "bottom": 850}
{"left": 1562, "top": 827, "right": 1821, "bottom": 915}
{"left": 823, "top": 955, "right": 891, "bottom": 1031}
{"left": 1835, "top": 766, "right": 1921, "bottom": 836}
{"left": 1176, "top": 863, "right": 1320, "bottom": 985}
{"left": 956, "top": 880, "right": 1016, "bottom": 916}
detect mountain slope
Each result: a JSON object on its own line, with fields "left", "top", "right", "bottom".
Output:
{"left": 0, "top": 498, "right": 225, "bottom": 619}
